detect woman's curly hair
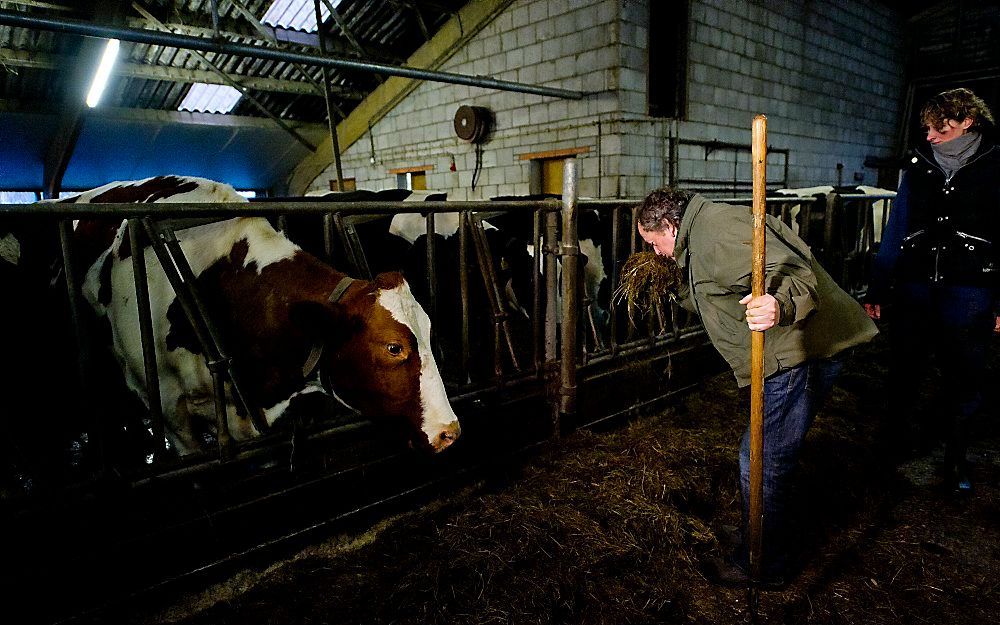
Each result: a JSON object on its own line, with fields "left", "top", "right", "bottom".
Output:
{"left": 920, "top": 87, "right": 995, "bottom": 133}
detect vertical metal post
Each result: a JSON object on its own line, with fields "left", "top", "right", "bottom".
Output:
{"left": 314, "top": 0, "right": 345, "bottom": 192}
{"left": 800, "top": 199, "right": 813, "bottom": 244}
{"left": 323, "top": 213, "right": 336, "bottom": 262}
{"left": 860, "top": 199, "right": 874, "bottom": 254}
{"left": 58, "top": 219, "right": 103, "bottom": 472}
{"left": 609, "top": 206, "right": 621, "bottom": 352}
{"left": 823, "top": 192, "right": 838, "bottom": 258}
{"left": 210, "top": 367, "right": 233, "bottom": 458}
{"left": 459, "top": 212, "right": 471, "bottom": 382}
{"left": 315, "top": 0, "right": 344, "bottom": 266}
{"left": 127, "top": 220, "right": 165, "bottom": 462}
{"left": 558, "top": 158, "right": 580, "bottom": 431}
{"left": 532, "top": 208, "right": 543, "bottom": 373}
{"left": 626, "top": 205, "right": 640, "bottom": 343}
{"left": 543, "top": 210, "right": 559, "bottom": 363}
{"left": 426, "top": 212, "right": 437, "bottom": 326}
{"left": 210, "top": 0, "right": 220, "bottom": 35}
{"left": 331, "top": 127, "right": 345, "bottom": 191}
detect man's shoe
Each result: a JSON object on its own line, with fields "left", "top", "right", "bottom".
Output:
{"left": 701, "top": 556, "right": 786, "bottom": 590}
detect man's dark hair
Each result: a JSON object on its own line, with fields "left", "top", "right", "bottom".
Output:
{"left": 637, "top": 187, "right": 692, "bottom": 232}
{"left": 920, "top": 87, "right": 995, "bottom": 133}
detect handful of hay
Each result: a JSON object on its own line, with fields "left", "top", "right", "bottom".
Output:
{"left": 612, "top": 251, "right": 682, "bottom": 326}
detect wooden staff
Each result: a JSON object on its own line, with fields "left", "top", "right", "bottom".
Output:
{"left": 749, "top": 114, "right": 767, "bottom": 597}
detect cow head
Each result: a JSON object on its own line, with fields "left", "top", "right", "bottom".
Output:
{"left": 291, "top": 271, "right": 461, "bottom": 453}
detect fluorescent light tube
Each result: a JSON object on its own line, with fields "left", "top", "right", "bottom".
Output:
{"left": 86, "top": 38, "right": 119, "bottom": 108}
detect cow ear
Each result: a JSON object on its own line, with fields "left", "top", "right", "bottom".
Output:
{"left": 373, "top": 271, "right": 405, "bottom": 290}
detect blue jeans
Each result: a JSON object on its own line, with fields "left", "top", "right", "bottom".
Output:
{"left": 888, "top": 283, "right": 996, "bottom": 466}
{"left": 736, "top": 357, "right": 843, "bottom": 577}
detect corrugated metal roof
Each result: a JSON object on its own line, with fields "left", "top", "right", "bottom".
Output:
{"left": 262, "top": 0, "right": 334, "bottom": 31}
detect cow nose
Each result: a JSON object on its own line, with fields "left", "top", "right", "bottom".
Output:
{"left": 433, "top": 422, "right": 461, "bottom": 452}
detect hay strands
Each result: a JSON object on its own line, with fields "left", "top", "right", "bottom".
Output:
{"left": 612, "top": 251, "right": 682, "bottom": 327}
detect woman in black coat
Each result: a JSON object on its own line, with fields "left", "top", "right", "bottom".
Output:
{"left": 866, "top": 88, "right": 1000, "bottom": 491}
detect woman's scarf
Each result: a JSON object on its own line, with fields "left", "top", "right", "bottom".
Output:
{"left": 931, "top": 131, "right": 981, "bottom": 179}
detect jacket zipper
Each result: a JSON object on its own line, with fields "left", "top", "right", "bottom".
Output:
{"left": 955, "top": 231, "right": 990, "bottom": 244}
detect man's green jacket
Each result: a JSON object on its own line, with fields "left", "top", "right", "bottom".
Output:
{"left": 674, "top": 194, "right": 878, "bottom": 387}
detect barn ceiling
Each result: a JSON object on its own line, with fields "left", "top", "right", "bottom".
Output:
{"left": 0, "top": 0, "right": 467, "bottom": 193}
{"left": 0, "top": 0, "right": 978, "bottom": 194}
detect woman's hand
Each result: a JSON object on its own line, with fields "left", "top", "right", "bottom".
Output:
{"left": 864, "top": 303, "right": 880, "bottom": 321}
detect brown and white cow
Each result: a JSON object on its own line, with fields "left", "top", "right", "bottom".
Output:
{"left": 66, "top": 175, "right": 460, "bottom": 455}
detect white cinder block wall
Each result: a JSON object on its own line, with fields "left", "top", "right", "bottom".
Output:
{"left": 671, "top": 0, "right": 905, "bottom": 192}
{"left": 303, "top": 0, "right": 905, "bottom": 198}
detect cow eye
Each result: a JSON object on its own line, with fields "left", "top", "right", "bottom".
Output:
{"left": 386, "top": 343, "right": 404, "bottom": 357}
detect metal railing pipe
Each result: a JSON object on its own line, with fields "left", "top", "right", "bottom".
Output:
{"left": 1, "top": 200, "right": 560, "bottom": 218}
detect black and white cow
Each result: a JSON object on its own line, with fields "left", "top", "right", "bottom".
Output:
{"left": 774, "top": 185, "right": 895, "bottom": 246}
{"left": 487, "top": 195, "right": 613, "bottom": 327}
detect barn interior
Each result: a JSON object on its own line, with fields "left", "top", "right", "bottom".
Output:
{"left": 1, "top": 1, "right": 999, "bottom": 624}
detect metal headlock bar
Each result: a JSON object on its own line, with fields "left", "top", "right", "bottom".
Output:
{"left": 0, "top": 9, "right": 587, "bottom": 101}
{"left": 127, "top": 219, "right": 166, "bottom": 464}
{"left": 459, "top": 212, "right": 472, "bottom": 381}
{"left": 468, "top": 212, "right": 522, "bottom": 379}
{"left": 340, "top": 217, "right": 373, "bottom": 279}
{"left": 141, "top": 218, "right": 269, "bottom": 455}
{"left": 425, "top": 212, "right": 438, "bottom": 332}
{"left": 57, "top": 219, "right": 104, "bottom": 473}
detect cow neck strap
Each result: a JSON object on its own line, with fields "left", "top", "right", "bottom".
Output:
{"left": 302, "top": 276, "right": 355, "bottom": 379}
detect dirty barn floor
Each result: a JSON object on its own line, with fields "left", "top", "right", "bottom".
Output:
{"left": 114, "top": 333, "right": 1000, "bottom": 625}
